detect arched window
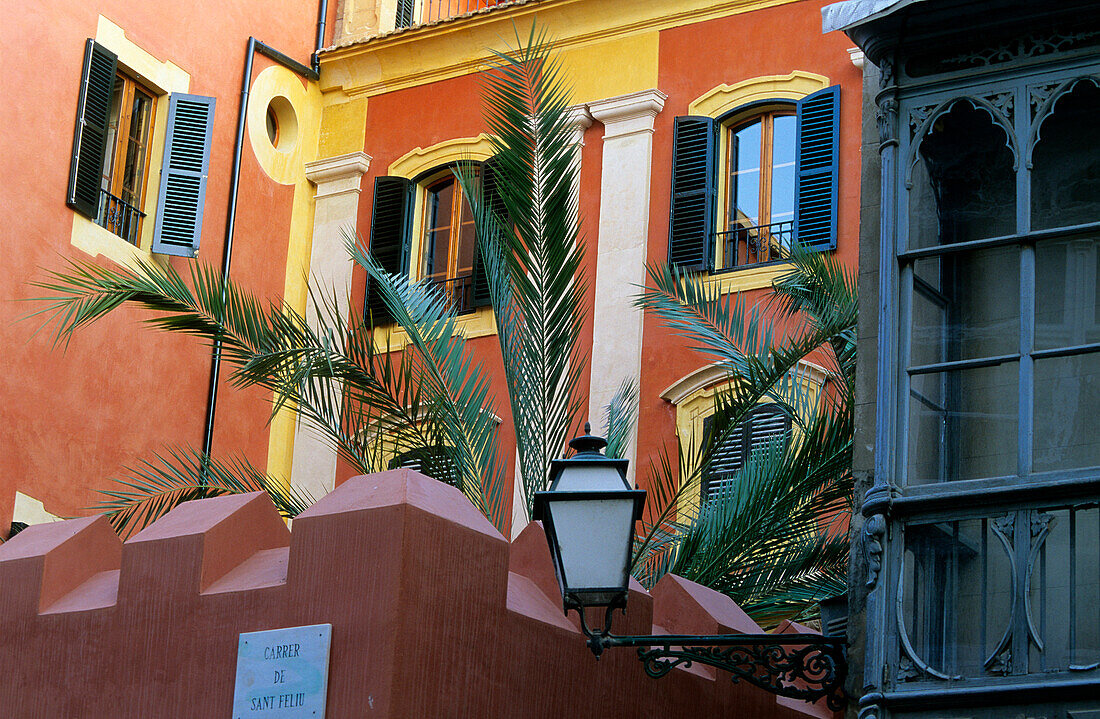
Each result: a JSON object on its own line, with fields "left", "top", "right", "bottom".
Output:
{"left": 702, "top": 404, "right": 791, "bottom": 501}
{"left": 366, "top": 160, "right": 500, "bottom": 322}
{"left": 420, "top": 170, "right": 480, "bottom": 314}
{"left": 908, "top": 101, "right": 1015, "bottom": 248}
{"left": 719, "top": 109, "right": 797, "bottom": 269}
{"left": 667, "top": 85, "right": 840, "bottom": 273}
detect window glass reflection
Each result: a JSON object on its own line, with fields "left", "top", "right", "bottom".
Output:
{"left": 909, "top": 102, "right": 1016, "bottom": 248}
{"left": 1032, "top": 82, "right": 1100, "bottom": 231}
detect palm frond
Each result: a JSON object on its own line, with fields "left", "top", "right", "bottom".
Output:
{"left": 602, "top": 377, "right": 638, "bottom": 460}
{"left": 633, "top": 250, "right": 856, "bottom": 624}
{"left": 90, "top": 448, "right": 313, "bottom": 536}
{"left": 347, "top": 235, "right": 509, "bottom": 528}
{"left": 456, "top": 23, "right": 587, "bottom": 519}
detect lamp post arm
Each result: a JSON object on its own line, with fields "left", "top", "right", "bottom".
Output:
{"left": 576, "top": 608, "right": 848, "bottom": 711}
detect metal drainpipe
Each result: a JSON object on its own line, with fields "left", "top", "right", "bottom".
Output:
{"left": 201, "top": 0, "right": 328, "bottom": 463}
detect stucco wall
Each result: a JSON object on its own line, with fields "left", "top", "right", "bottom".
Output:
{"left": 0, "top": 469, "right": 836, "bottom": 718}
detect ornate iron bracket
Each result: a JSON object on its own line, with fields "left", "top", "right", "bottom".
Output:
{"left": 577, "top": 606, "right": 848, "bottom": 711}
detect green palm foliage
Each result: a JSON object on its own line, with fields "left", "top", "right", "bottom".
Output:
{"left": 455, "top": 25, "right": 588, "bottom": 519}
{"left": 632, "top": 247, "right": 856, "bottom": 626}
{"left": 30, "top": 256, "right": 508, "bottom": 532}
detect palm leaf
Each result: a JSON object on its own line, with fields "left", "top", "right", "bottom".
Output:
{"left": 90, "top": 448, "right": 314, "bottom": 537}
{"left": 456, "top": 24, "right": 587, "bottom": 520}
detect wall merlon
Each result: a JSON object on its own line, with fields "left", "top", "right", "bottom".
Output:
{"left": 0, "top": 514, "right": 121, "bottom": 615}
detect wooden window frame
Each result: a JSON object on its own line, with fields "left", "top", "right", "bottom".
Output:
{"left": 716, "top": 106, "right": 797, "bottom": 271}
{"left": 101, "top": 70, "right": 157, "bottom": 245}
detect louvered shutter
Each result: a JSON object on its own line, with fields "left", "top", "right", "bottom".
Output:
{"left": 152, "top": 94, "right": 216, "bottom": 257}
{"left": 668, "top": 116, "right": 717, "bottom": 271}
{"left": 395, "top": 0, "right": 415, "bottom": 28}
{"left": 367, "top": 176, "right": 413, "bottom": 323}
{"left": 67, "top": 39, "right": 117, "bottom": 219}
{"left": 795, "top": 86, "right": 840, "bottom": 252}
{"left": 388, "top": 446, "right": 458, "bottom": 487}
{"left": 702, "top": 407, "right": 790, "bottom": 501}
{"left": 703, "top": 414, "right": 745, "bottom": 501}
{"left": 471, "top": 158, "right": 505, "bottom": 309}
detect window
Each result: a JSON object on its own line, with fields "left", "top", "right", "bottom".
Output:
{"left": 387, "top": 445, "right": 459, "bottom": 486}
{"left": 99, "top": 72, "right": 156, "bottom": 245}
{"left": 701, "top": 405, "right": 791, "bottom": 501}
{"left": 366, "top": 161, "right": 500, "bottom": 323}
{"left": 420, "top": 172, "right": 479, "bottom": 315}
{"left": 668, "top": 86, "right": 840, "bottom": 272}
{"left": 904, "top": 84, "right": 1100, "bottom": 487}
{"left": 67, "top": 39, "right": 215, "bottom": 257}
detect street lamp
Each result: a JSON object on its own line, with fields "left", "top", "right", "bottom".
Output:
{"left": 533, "top": 426, "right": 848, "bottom": 711}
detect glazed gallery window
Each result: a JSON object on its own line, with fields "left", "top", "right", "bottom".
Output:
{"left": 366, "top": 162, "right": 500, "bottom": 322}
{"left": 903, "top": 81, "right": 1100, "bottom": 487}
{"left": 67, "top": 39, "right": 215, "bottom": 257}
{"left": 668, "top": 86, "right": 840, "bottom": 272}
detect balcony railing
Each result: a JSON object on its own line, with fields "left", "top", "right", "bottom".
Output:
{"left": 395, "top": 0, "right": 506, "bottom": 30}
{"left": 715, "top": 219, "right": 794, "bottom": 271}
{"left": 425, "top": 273, "right": 477, "bottom": 316}
{"left": 96, "top": 189, "right": 145, "bottom": 246}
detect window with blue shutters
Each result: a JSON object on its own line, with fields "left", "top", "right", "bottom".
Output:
{"left": 668, "top": 85, "right": 840, "bottom": 271}
{"left": 367, "top": 162, "right": 499, "bottom": 323}
{"left": 151, "top": 94, "right": 216, "bottom": 257}
{"left": 68, "top": 39, "right": 214, "bottom": 258}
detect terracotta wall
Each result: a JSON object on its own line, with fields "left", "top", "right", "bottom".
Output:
{"left": 0, "top": 0, "right": 333, "bottom": 528}
{"left": 0, "top": 469, "right": 837, "bottom": 718}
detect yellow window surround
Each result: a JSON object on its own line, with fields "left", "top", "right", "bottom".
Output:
{"left": 660, "top": 359, "right": 828, "bottom": 511}
{"left": 688, "top": 71, "right": 830, "bottom": 296}
{"left": 373, "top": 135, "right": 499, "bottom": 348}
{"left": 70, "top": 16, "right": 191, "bottom": 268}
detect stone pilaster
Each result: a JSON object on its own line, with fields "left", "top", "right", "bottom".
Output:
{"left": 289, "top": 151, "right": 371, "bottom": 498}
{"left": 586, "top": 89, "right": 666, "bottom": 479}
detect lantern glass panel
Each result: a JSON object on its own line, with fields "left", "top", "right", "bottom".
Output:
{"left": 550, "top": 496, "right": 636, "bottom": 594}
{"left": 551, "top": 464, "right": 628, "bottom": 491}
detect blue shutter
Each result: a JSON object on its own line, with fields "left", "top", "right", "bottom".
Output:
{"left": 367, "top": 176, "right": 413, "bottom": 324}
{"left": 795, "top": 85, "right": 840, "bottom": 252}
{"left": 67, "top": 39, "right": 117, "bottom": 219}
{"left": 152, "top": 93, "right": 216, "bottom": 257}
{"left": 668, "top": 116, "right": 717, "bottom": 271}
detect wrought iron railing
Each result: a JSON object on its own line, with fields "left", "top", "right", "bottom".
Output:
{"left": 715, "top": 219, "right": 794, "bottom": 271}
{"left": 425, "top": 273, "right": 477, "bottom": 315}
{"left": 96, "top": 189, "right": 146, "bottom": 246}
{"left": 395, "top": 0, "right": 506, "bottom": 30}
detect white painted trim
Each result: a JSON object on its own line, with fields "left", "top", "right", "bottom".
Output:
{"left": 588, "top": 88, "right": 667, "bottom": 139}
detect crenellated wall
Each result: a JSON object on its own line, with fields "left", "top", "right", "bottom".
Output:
{"left": 0, "top": 469, "right": 833, "bottom": 718}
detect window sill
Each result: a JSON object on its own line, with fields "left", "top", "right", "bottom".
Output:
{"left": 373, "top": 305, "right": 497, "bottom": 350}
{"left": 70, "top": 213, "right": 156, "bottom": 269}
{"left": 705, "top": 261, "right": 791, "bottom": 294}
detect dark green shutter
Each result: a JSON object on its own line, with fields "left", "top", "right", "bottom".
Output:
{"left": 668, "top": 116, "right": 717, "bottom": 271}
{"left": 152, "top": 93, "right": 216, "bottom": 257}
{"left": 67, "top": 39, "right": 117, "bottom": 219}
{"left": 795, "top": 85, "right": 840, "bottom": 252}
{"left": 471, "top": 158, "right": 505, "bottom": 309}
{"left": 367, "top": 176, "right": 413, "bottom": 323}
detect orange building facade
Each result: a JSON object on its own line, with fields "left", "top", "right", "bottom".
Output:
{"left": 1, "top": 1, "right": 331, "bottom": 529}
{"left": 2, "top": 0, "right": 861, "bottom": 538}
{"left": 306, "top": 0, "right": 863, "bottom": 531}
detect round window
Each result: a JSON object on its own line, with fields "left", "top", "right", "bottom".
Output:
{"left": 264, "top": 96, "right": 298, "bottom": 152}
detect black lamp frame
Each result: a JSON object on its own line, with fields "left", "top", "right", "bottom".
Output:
{"left": 537, "top": 427, "right": 848, "bottom": 711}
